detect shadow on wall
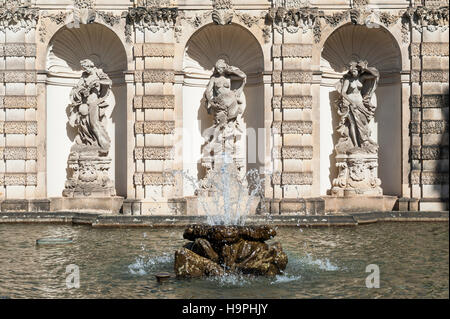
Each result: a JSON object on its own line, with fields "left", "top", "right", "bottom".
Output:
{"left": 197, "top": 95, "right": 214, "bottom": 181}
{"left": 327, "top": 91, "right": 340, "bottom": 194}
{"left": 111, "top": 86, "right": 127, "bottom": 197}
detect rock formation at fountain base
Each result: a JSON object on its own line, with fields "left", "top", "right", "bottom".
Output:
{"left": 174, "top": 225, "right": 288, "bottom": 277}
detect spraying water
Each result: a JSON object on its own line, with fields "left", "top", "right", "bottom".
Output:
{"left": 179, "top": 153, "right": 268, "bottom": 226}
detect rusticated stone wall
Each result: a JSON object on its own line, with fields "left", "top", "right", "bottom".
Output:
{"left": 0, "top": 2, "right": 39, "bottom": 200}
{"left": 0, "top": 0, "right": 448, "bottom": 213}
{"left": 131, "top": 30, "right": 177, "bottom": 213}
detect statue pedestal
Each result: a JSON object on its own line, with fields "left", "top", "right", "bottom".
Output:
{"left": 62, "top": 146, "right": 116, "bottom": 197}
{"left": 50, "top": 196, "right": 124, "bottom": 214}
{"left": 331, "top": 153, "right": 382, "bottom": 197}
{"left": 56, "top": 145, "right": 123, "bottom": 213}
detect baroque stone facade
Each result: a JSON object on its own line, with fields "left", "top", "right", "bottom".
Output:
{"left": 0, "top": 0, "right": 448, "bottom": 213}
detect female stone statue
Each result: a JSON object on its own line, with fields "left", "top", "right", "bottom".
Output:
{"left": 68, "top": 59, "right": 112, "bottom": 156}
{"left": 202, "top": 59, "right": 247, "bottom": 166}
{"left": 204, "top": 59, "right": 247, "bottom": 129}
{"left": 331, "top": 59, "right": 382, "bottom": 196}
{"left": 335, "top": 59, "right": 380, "bottom": 154}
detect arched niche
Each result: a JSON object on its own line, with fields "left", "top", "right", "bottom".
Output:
{"left": 319, "top": 23, "right": 402, "bottom": 196}
{"left": 45, "top": 23, "right": 128, "bottom": 197}
{"left": 182, "top": 23, "right": 265, "bottom": 195}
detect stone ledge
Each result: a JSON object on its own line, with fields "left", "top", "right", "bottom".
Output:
{"left": 323, "top": 195, "right": 398, "bottom": 213}
{"left": 50, "top": 197, "right": 124, "bottom": 214}
{"left": 0, "top": 199, "right": 50, "bottom": 212}
{"left": 0, "top": 211, "right": 447, "bottom": 228}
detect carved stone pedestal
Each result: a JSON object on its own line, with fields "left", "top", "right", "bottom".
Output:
{"left": 62, "top": 146, "right": 116, "bottom": 198}
{"left": 50, "top": 196, "right": 123, "bottom": 214}
{"left": 331, "top": 153, "right": 382, "bottom": 196}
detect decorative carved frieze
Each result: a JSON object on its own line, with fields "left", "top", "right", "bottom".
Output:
{"left": 421, "top": 42, "right": 449, "bottom": 56}
{"left": 422, "top": 120, "right": 449, "bottom": 134}
{"left": 414, "top": 5, "right": 449, "bottom": 31}
{"left": 133, "top": 172, "right": 174, "bottom": 185}
{"left": 135, "top": 121, "right": 175, "bottom": 134}
{"left": 0, "top": 71, "right": 36, "bottom": 83}
{"left": 272, "top": 96, "right": 281, "bottom": 109}
{"left": 411, "top": 170, "right": 449, "bottom": 184}
{"left": 272, "top": 96, "right": 312, "bottom": 109}
{"left": 282, "top": 95, "right": 312, "bottom": 109}
{"left": 0, "top": 44, "right": 36, "bottom": 57}
{"left": 281, "top": 146, "right": 313, "bottom": 159}
{"left": 133, "top": 95, "right": 175, "bottom": 109}
{"left": 411, "top": 95, "right": 449, "bottom": 108}
{"left": 134, "top": 43, "right": 175, "bottom": 57}
{"left": 411, "top": 145, "right": 449, "bottom": 160}
{"left": 134, "top": 147, "right": 173, "bottom": 160}
{"left": 0, "top": 96, "right": 37, "bottom": 109}
{"left": 410, "top": 43, "right": 421, "bottom": 57}
{"left": 271, "top": 172, "right": 281, "bottom": 185}
{"left": 234, "top": 11, "right": 264, "bottom": 28}
{"left": 124, "top": 6, "right": 178, "bottom": 42}
{"left": 266, "top": 7, "right": 321, "bottom": 42}
{"left": 379, "top": 12, "right": 400, "bottom": 27}
{"left": 97, "top": 11, "right": 122, "bottom": 27}
{"left": 412, "top": 120, "right": 449, "bottom": 134}
{"left": 322, "top": 11, "right": 348, "bottom": 27}
{"left": 0, "top": 1, "right": 39, "bottom": 33}
{"left": 412, "top": 70, "right": 450, "bottom": 82}
{"left": 281, "top": 172, "right": 313, "bottom": 185}
{"left": 212, "top": 0, "right": 234, "bottom": 25}
{"left": 281, "top": 71, "right": 313, "bottom": 83}
{"left": 0, "top": 121, "right": 37, "bottom": 134}
{"left": 0, "top": 147, "right": 37, "bottom": 160}
{"left": 136, "top": 70, "right": 175, "bottom": 83}
{"left": 274, "top": 121, "right": 312, "bottom": 134}
{"left": 74, "top": 0, "right": 94, "bottom": 9}
{"left": 0, "top": 173, "right": 37, "bottom": 186}
{"left": 421, "top": 171, "right": 449, "bottom": 184}
{"left": 272, "top": 71, "right": 281, "bottom": 83}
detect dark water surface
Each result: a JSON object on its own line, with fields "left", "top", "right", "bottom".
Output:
{"left": 0, "top": 222, "right": 448, "bottom": 298}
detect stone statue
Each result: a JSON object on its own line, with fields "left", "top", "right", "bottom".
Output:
{"left": 201, "top": 59, "right": 247, "bottom": 175}
{"left": 63, "top": 59, "right": 115, "bottom": 197}
{"left": 334, "top": 59, "right": 379, "bottom": 154}
{"left": 68, "top": 59, "right": 112, "bottom": 156}
{"left": 332, "top": 60, "right": 382, "bottom": 196}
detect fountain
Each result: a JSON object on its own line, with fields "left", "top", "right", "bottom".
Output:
{"left": 173, "top": 60, "right": 287, "bottom": 278}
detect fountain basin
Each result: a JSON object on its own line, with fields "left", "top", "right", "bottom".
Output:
{"left": 174, "top": 225, "right": 287, "bottom": 278}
